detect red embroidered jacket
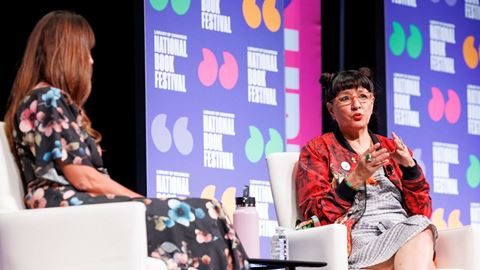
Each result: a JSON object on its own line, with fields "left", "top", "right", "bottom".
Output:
{"left": 295, "top": 130, "right": 432, "bottom": 254}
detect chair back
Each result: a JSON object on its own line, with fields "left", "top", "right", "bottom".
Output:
{"left": 0, "top": 121, "right": 25, "bottom": 212}
{"left": 266, "top": 152, "right": 301, "bottom": 229}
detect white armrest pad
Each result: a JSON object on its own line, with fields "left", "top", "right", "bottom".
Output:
{"left": 281, "top": 223, "right": 480, "bottom": 270}
{"left": 436, "top": 225, "right": 480, "bottom": 270}
{"left": 0, "top": 197, "right": 23, "bottom": 213}
{"left": 147, "top": 257, "right": 167, "bottom": 270}
{"left": 0, "top": 202, "right": 148, "bottom": 270}
{"left": 285, "top": 224, "right": 348, "bottom": 270}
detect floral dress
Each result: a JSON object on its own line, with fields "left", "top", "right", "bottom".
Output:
{"left": 13, "top": 86, "right": 249, "bottom": 270}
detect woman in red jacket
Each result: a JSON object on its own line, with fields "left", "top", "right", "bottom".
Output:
{"left": 296, "top": 68, "right": 436, "bottom": 269}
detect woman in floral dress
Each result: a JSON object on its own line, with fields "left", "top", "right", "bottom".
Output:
{"left": 4, "top": 10, "right": 248, "bottom": 270}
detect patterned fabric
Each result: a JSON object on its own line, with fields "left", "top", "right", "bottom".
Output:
{"left": 348, "top": 167, "right": 437, "bottom": 268}
{"left": 295, "top": 129, "right": 432, "bottom": 255}
{"left": 13, "top": 87, "right": 105, "bottom": 186}
{"left": 14, "top": 87, "right": 249, "bottom": 270}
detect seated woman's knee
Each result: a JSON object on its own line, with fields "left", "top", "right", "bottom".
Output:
{"left": 415, "top": 229, "right": 434, "bottom": 245}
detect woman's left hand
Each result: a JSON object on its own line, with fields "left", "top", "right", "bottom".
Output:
{"left": 390, "top": 132, "right": 416, "bottom": 167}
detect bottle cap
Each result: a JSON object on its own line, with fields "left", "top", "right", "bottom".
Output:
{"left": 235, "top": 185, "right": 256, "bottom": 206}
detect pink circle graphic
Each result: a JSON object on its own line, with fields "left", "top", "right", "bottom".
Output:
{"left": 219, "top": 51, "right": 239, "bottom": 90}
{"left": 428, "top": 87, "right": 445, "bottom": 122}
{"left": 198, "top": 48, "right": 218, "bottom": 87}
{"left": 445, "top": 89, "right": 461, "bottom": 124}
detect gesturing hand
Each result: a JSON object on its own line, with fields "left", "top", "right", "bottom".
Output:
{"left": 390, "top": 132, "right": 415, "bottom": 167}
{"left": 347, "top": 143, "right": 389, "bottom": 189}
{"left": 358, "top": 143, "right": 390, "bottom": 177}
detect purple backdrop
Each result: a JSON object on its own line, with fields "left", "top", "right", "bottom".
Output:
{"left": 385, "top": 0, "right": 480, "bottom": 228}
{"left": 144, "top": 0, "right": 285, "bottom": 258}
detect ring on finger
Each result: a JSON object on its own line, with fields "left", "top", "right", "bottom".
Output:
{"left": 365, "top": 153, "right": 373, "bottom": 163}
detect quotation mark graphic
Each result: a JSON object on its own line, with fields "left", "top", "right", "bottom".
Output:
{"left": 151, "top": 114, "right": 194, "bottom": 155}
{"left": 201, "top": 185, "right": 236, "bottom": 220}
{"left": 242, "top": 0, "right": 281, "bottom": 32}
{"left": 198, "top": 48, "right": 239, "bottom": 90}
{"left": 245, "top": 126, "right": 284, "bottom": 163}
{"left": 149, "top": 0, "right": 191, "bottom": 15}
{"left": 466, "top": 154, "right": 480, "bottom": 189}
{"left": 463, "top": 36, "right": 480, "bottom": 69}
{"left": 428, "top": 87, "right": 461, "bottom": 124}
{"left": 432, "top": 208, "right": 463, "bottom": 230}
{"left": 389, "top": 21, "right": 423, "bottom": 59}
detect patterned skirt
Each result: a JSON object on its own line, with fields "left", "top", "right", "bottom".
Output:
{"left": 348, "top": 214, "right": 437, "bottom": 269}
{"left": 347, "top": 166, "right": 438, "bottom": 269}
{"left": 25, "top": 180, "right": 250, "bottom": 270}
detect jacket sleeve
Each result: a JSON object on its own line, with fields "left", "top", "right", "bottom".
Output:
{"left": 295, "top": 139, "right": 356, "bottom": 225}
{"left": 399, "top": 159, "right": 432, "bottom": 218}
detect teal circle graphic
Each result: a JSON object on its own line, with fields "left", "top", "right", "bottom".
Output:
{"left": 389, "top": 21, "right": 406, "bottom": 56}
{"left": 466, "top": 155, "right": 480, "bottom": 189}
{"left": 150, "top": 0, "right": 168, "bottom": 11}
{"left": 265, "top": 128, "right": 284, "bottom": 156}
{"left": 171, "top": 0, "right": 191, "bottom": 15}
{"left": 245, "top": 126, "right": 264, "bottom": 163}
{"left": 407, "top": 24, "right": 423, "bottom": 59}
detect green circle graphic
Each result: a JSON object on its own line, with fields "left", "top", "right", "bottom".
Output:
{"left": 171, "top": 0, "right": 191, "bottom": 15}
{"left": 389, "top": 21, "right": 406, "bottom": 56}
{"left": 466, "top": 155, "right": 480, "bottom": 189}
{"left": 150, "top": 0, "right": 168, "bottom": 11}
{"left": 407, "top": 24, "right": 423, "bottom": 59}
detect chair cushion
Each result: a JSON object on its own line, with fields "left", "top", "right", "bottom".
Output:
{"left": 146, "top": 257, "right": 167, "bottom": 270}
{"left": 266, "top": 152, "right": 301, "bottom": 228}
{"left": 0, "top": 122, "right": 25, "bottom": 212}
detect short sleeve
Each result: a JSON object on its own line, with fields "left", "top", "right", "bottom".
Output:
{"left": 17, "top": 87, "right": 95, "bottom": 180}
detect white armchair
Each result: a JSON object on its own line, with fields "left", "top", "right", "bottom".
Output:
{"left": 267, "top": 152, "right": 348, "bottom": 270}
{"left": 0, "top": 121, "right": 166, "bottom": 270}
{"left": 266, "top": 152, "right": 479, "bottom": 270}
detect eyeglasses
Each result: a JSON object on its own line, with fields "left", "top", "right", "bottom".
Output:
{"left": 332, "top": 91, "right": 373, "bottom": 106}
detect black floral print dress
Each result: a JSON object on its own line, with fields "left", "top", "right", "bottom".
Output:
{"left": 13, "top": 86, "right": 249, "bottom": 270}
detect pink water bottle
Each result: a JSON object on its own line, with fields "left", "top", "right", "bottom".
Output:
{"left": 233, "top": 185, "right": 260, "bottom": 258}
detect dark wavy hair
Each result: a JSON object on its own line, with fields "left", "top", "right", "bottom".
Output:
{"left": 320, "top": 67, "right": 375, "bottom": 103}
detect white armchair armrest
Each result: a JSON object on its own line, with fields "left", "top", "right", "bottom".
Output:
{"left": 285, "top": 224, "right": 480, "bottom": 270}
{"left": 0, "top": 202, "right": 162, "bottom": 270}
{"left": 285, "top": 224, "right": 348, "bottom": 270}
{"left": 436, "top": 225, "right": 480, "bottom": 270}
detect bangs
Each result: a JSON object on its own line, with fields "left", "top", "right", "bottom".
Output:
{"left": 326, "top": 70, "right": 374, "bottom": 102}
{"left": 334, "top": 75, "right": 373, "bottom": 92}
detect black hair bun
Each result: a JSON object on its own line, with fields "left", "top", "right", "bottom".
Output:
{"left": 319, "top": 72, "right": 336, "bottom": 87}
{"left": 358, "top": 67, "right": 373, "bottom": 79}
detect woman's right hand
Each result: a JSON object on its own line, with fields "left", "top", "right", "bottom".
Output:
{"left": 347, "top": 143, "right": 390, "bottom": 189}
